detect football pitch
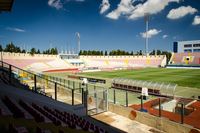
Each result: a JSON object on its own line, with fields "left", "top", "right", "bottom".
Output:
{"left": 45, "top": 68, "right": 200, "bottom": 100}
{"left": 79, "top": 68, "right": 200, "bottom": 89}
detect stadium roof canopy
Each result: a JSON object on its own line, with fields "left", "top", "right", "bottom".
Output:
{"left": 0, "top": 0, "right": 14, "bottom": 12}
{"left": 112, "top": 78, "right": 177, "bottom": 97}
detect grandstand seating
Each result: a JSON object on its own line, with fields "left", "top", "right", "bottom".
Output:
{"left": 0, "top": 94, "right": 109, "bottom": 132}
{"left": 4, "top": 59, "right": 54, "bottom": 69}
{"left": 2, "top": 96, "right": 25, "bottom": 118}
{"left": 0, "top": 94, "right": 108, "bottom": 132}
{"left": 9, "top": 124, "right": 29, "bottom": 133}
{"left": 2, "top": 52, "right": 166, "bottom": 73}
{"left": 170, "top": 52, "right": 200, "bottom": 65}
{"left": 0, "top": 71, "right": 119, "bottom": 133}
{"left": 80, "top": 55, "right": 166, "bottom": 70}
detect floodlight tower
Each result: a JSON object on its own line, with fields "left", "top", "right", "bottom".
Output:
{"left": 75, "top": 32, "right": 80, "bottom": 55}
{"left": 144, "top": 13, "right": 149, "bottom": 56}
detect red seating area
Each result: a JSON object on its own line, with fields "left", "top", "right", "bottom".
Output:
{"left": 171, "top": 52, "right": 200, "bottom": 65}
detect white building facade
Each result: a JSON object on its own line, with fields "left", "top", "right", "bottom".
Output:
{"left": 173, "top": 40, "right": 200, "bottom": 53}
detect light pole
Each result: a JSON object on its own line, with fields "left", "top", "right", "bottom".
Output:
{"left": 75, "top": 32, "right": 80, "bottom": 55}
{"left": 0, "top": 45, "right": 3, "bottom": 64}
{"left": 144, "top": 13, "right": 149, "bottom": 56}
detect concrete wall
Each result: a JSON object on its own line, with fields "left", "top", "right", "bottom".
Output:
{"left": 108, "top": 103, "right": 200, "bottom": 133}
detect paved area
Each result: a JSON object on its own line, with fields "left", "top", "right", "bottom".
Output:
{"left": 92, "top": 111, "right": 165, "bottom": 133}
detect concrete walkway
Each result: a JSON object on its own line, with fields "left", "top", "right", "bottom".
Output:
{"left": 92, "top": 111, "right": 165, "bottom": 133}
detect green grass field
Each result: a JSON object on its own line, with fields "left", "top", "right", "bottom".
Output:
{"left": 45, "top": 68, "right": 200, "bottom": 103}
{"left": 79, "top": 68, "right": 200, "bottom": 89}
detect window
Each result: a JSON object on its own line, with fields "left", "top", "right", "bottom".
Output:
{"left": 173, "top": 42, "right": 178, "bottom": 53}
{"left": 193, "top": 49, "right": 200, "bottom": 52}
{"left": 193, "top": 44, "right": 200, "bottom": 47}
{"left": 184, "top": 49, "right": 192, "bottom": 53}
{"left": 184, "top": 44, "right": 192, "bottom": 48}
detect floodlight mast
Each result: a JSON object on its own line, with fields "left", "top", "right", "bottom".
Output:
{"left": 144, "top": 13, "right": 149, "bottom": 56}
{"left": 76, "top": 32, "right": 80, "bottom": 55}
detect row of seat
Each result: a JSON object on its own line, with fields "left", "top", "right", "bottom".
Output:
{"left": 32, "top": 103, "right": 62, "bottom": 126}
{"left": 9, "top": 124, "right": 29, "bottom": 133}
{"left": 19, "top": 100, "right": 45, "bottom": 122}
{"left": 43, "top": 105, "right": 106, "bottom": 133}
{"left": 112, "top": 83, "right": 161, "bottom": 96}
{"left": 0, "top": 70, "right": 110, "bottom": 132}
{"left": 2, "top": 96, "right": 25, "bottom": 118}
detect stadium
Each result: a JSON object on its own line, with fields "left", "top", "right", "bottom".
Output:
{"left": 0, "top": 0, "right": 200, "bottom": 133}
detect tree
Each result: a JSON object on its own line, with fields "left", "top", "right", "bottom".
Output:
{"left": 30, "top": 48, "right": 36, "bottom": 56}
{"left": 161, "top": 51, "right": 172, "bottom": 64}
{"left": 37, "top": 49, "right": 40, "bottom": 54}
{"left": 4, "top": 42, "right": 15, "bottom": 52}
{"left": 79, "top": 50, "right": 82, "bottom": 55}
{"left": 21, "top": 49, "right": 26, "bottom": 53}
{"left": 50, "top": 47, "right": 58, "bottom": 55}
{"left": 104, "top": 51, "right": 107, "bottom": 56}
{"left": 157, "top": 50, "right": 162, "bottom": 55}
{"left": 137, "top": 50, "right": 143, "bottom": 55}
{"left": 82, "top": 50, "right": 87, "bottom": 55}
{"left": 150, "top": 50, "right": 155, "bottom": 55}
{"left": 0, "top": 45, "right": 2, "bottom": 51}
{"left": 15, "top": 46, "right": 21, "bottom": 53}
{"left": 130, "top": 51, "right": 134, "bottom": 55}
{"left": 100, "top": 51, "right": 103, "bottom": 55}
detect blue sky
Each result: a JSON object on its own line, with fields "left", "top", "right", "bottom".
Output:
{"left": 0, "top": 0, "right": 200, "bottom": 53}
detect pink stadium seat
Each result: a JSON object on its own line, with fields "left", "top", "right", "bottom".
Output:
{"left": 171, "top": 52, "right": 200, "bottom": 65}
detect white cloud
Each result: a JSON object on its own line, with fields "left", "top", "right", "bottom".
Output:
{"left": 48, "top": 0, "right": 85, "bottom": 10}
{"left": 6, "top": 27, "right": 26, "bottom": 32}
{"left": 140, "top": 29, "right": 161, "bottom": 38}
{"left": 106, "top": 0, "right": 135, "bottom": 20}
{"left": 105, "top": 0, "right": 180, "bottom": 20}
{"left": 162, "top": 34, "right": 168, "bottom": 39}
{"left": 192, "top": 15, "right": 200, "bottom": 25}
{"left": 65, "top": 0, "right": 85, "bottom": 2}
{"left": 100, "top": 0, "right": 110, "bottom": 14}
{"left": 167, "top": 6, "right": 197, "bottom": 19}
{"left": 129, "top": 0, "right": 180, "bottom": 20}
{"left": 74, "top": 0, "right": 85, "bottom": 2}
{"left": 48, "top": 0, "right": 63, "bottom": 10}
